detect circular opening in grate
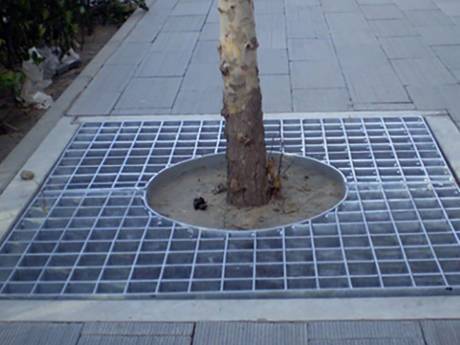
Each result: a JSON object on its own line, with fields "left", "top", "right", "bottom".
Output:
{"left": 144, "top": 153, "right": 347, "bottom": 232}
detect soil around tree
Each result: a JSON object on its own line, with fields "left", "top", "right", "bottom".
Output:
{"left": 0, "top": 25, "right": 118, "bottom": 164}
{"left": 147, "top": 154, "right": 346, "bottom": 231}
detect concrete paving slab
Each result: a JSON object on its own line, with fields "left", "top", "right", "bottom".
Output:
{"left": 290, "top": 60, "right": 345, "bottom": 88}
{"left": 339, "top": 45, "right": 388, "bottom": 64}
{"left": 379, "top": 36, "right": 435, "bottom": 59}
{"left": 309, "top": 340, "right": 423, "bottom": 345}
{"left": 405, "top": 85, "right": 448, "bottom": 110}
{"left": 172, "top": 88, "right": 222, "bottom": 114}
{"left": 285, "top": 0, "right": 321, "bottom": 12}
{"left": 286, "top": 7, "right": 329, "bottom": 38}
{"left": 432, "top": 45, "right": 460, "bottom": 71}
{"left": 83, "top": 64, "right": 136, "bottom": 94}
{"left": 77, "top": 335, "right": 191, "bottom": 345}
{"left": 337, "top": 48, "right": 409, "bottom": 103}
{"left": 0, "top": 322, "right": 82, "bottom": 345}
{"left": 258, "top": 48, "right": 289, "bottom": 75}
{"left": 260, "top": 75, "right": 292, "bottom": 112}
{"left": 171, "top": 0, "right": 212, "bottom": 16}
{"left": 136, "top": 51, "right": 192, "bottom": 77}
{"left": 199, "top": 22, "right": 219, "bottom": 41}
{"left": 126, "top": 14, "right": 168, "bottom": 42}
{"left": 369, "top": 19, "right": 418, "bottom": 37}
{"left": 205, "top": 2, "right": 218, "bottom": 23}
{"left": 391, "top": 58, "right": 457, "bottom": 86}
{"left": 421, "top": 320, "right": 460, "bottom": 345}
{"left": 189, "top": 40, "right": 219, "bottom": 65}
{"left": 181, "top": 63, "right": 221, "bottom": 90}
{"left": 82, "top": 322, "right": 193, "bottom": 335}
{"left": 353, "top": 102, "right": 415, "bottom": 110}
{"left": 342, "top": 65, "right": 410, "bottom": 104}
{"left": 149, "top": 0, "right": 179, "bottom": 13}
{"left": 361, "top": 4, "right": 405, "bottom": 19}
{"left": 436, "top": 0, "right": 460, "bottom": 17}
{"left": 68, "top": 64, "right": 136, "bottom": 115}
{"left": 320, "top": 0, "right": 359, "bottom": 13}
{"left": 451, "top": 69, "right": 460, "bottom": 81}
{"left": 105, "top": 42, "right": 151, "bottom": 65}
{"left": 150, "top": 32, "right": 199, "bottom": 52}
{"left": 417, "top": 25, "right": 460, "bottom": 45}
{"left": 404, "top": 9, "right": 455, "bottom": 27}
{"left": 326, "top": 12, "right": 370, "bottom": 32}
{"left": 288, "top": 38, "right": 336, "bottom": 61}
{"left": 356, "top": 0, "right": 395, "bottom": 3}
{"left": 162, "top": 15, "right": 206, "bottom": 32}
{"left": 114, "top": 77, "right": 181, "bottom": 109}
{"left": 111, "top": 108, "right": 172, "bottom": 115}
{"left": 408, "top": 84, "right": 460, "bottom": 126}
{"left": 293, "top": 88, "right": 351, "bottom": 111}
{"left": 332, "top": 31, "right": 379, "bottom": 49}
{"left": 254, "top": 0, "right": 285, "bottom": 14}
{"left": 193, "top": 322, "right": 308, "bottom": 345}
{"left": 394, "top": 0, "right": 438, "bottom": 10}
{"left": 308, "top": 321, "right": 423, "bottom": 339}
{"left": 256, "top": 14, "right": 287, "bottom": 49}
{"left": 68, "top": 91, "right": 122, "bottom": 116}
{"left": 119, "top": 108, "right": 177, "bottom": 117}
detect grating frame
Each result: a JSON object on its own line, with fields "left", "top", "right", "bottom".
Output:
{"left": 1, "top": 116, "right": 460, "bottom": 298}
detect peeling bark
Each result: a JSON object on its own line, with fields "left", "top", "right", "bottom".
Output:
{"left": 218, "top": 0, "right": 269, "bottom": 207}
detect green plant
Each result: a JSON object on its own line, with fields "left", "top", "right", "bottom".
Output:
{"left": 0, "top": 70, "right": 24, "bottom": 97}
{"left": 0, "top": 0, "right": 148, "bottom": 69}
{"left": 0, "top": 0, "right": 81, "bottom": 68}
{"left": 88, "top": 0, "right": 149, "bottom": 27}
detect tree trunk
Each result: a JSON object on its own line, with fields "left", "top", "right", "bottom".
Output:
{"left": 218, "top": 0, "right": 269, "bottom": 207}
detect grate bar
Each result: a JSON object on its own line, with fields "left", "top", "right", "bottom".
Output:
{"left": 1, "top": 116, "right": 460, "bottom": 298}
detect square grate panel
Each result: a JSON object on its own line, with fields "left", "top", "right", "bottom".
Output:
{"left": 1, "top": 116, "right": 460, "bottom": 298}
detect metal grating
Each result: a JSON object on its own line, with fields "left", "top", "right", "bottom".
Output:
{"left": 1, "top": 116, "right": 460, "bottom": 298}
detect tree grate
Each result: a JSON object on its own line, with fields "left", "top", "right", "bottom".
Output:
{"left": 1, "top": 115, "right": 460, "bottom": 298}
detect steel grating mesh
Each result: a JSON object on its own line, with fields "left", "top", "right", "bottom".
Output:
{"left": 1, "top": 116, "right": 460, "bottom": 298}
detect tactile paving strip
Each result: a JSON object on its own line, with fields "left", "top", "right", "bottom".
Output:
{"left": 1, "top": 116, "right": 460, "bottom": 298}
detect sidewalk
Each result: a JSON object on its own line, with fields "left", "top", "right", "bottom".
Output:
{"left": 1, "top": 0, "right": 460, "bottom": 342}
{"left": 1, "top": 320, "right": 458, "bottom": 345}
{"left": 68, "top": 0, "right": 460, "bottom": 127}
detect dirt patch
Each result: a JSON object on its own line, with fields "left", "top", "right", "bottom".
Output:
{"left": 0, "top": 25, "right": 118, "bottom": 163}
{"left": 148, "top": 154, "right": 346, "bottom": 231}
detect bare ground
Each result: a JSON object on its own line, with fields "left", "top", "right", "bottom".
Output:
{"left": 0, "top": 25, "right": 118, "bottom": 163}
{"left": 148, "top": 155, "right": 346, "bottom": 231}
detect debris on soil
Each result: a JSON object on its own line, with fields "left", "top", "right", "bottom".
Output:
{"left": 212, "top": 183, "right": 227, "bottom": 195}
{"left": 267, "top": 157, "right": 282, "bottom": 197}
{"left": 0, "top": 25, "right": 118, "bottom": 164}
{"left": 304, "top": 175, "right": 309, "bottom": 180}
{"left": 20, "top": 170, "right": 34, "bottom": 181}
{"left": 193, "top": 197, "right": 208, "bottom": 210}
{"left": 149, "top": 155, "right": 345, "bottom": 230}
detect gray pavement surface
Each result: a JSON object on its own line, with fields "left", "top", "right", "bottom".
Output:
{"left": 3, "top": 0, "right": 460, "bottom": 338}
{"left": 69, "top": 0, "right": 460, "bottom": 127}
{"left": 1, "top": 320, "right": 459, "bottom": 344}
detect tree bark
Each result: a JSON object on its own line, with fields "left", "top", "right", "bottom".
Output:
{"left": 218, "top": 0, "right": 269, "bottom": 207}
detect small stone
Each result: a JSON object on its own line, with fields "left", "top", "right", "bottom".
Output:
{"left": 212, "top": 183, "right": 227, "bottom": 194}
{"left": 20, "top": 170, "right": 35, "bottom": 181}
{"left": 193, "top": 197, "right": 208, "bottom": 210}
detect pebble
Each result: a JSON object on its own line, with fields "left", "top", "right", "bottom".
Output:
{"left": 20, "top": 170, "right": 35, "bottom": 181}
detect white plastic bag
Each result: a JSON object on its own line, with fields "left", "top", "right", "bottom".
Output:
{"left": 20, "top": 48, "right": 53, "bottom": 109}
